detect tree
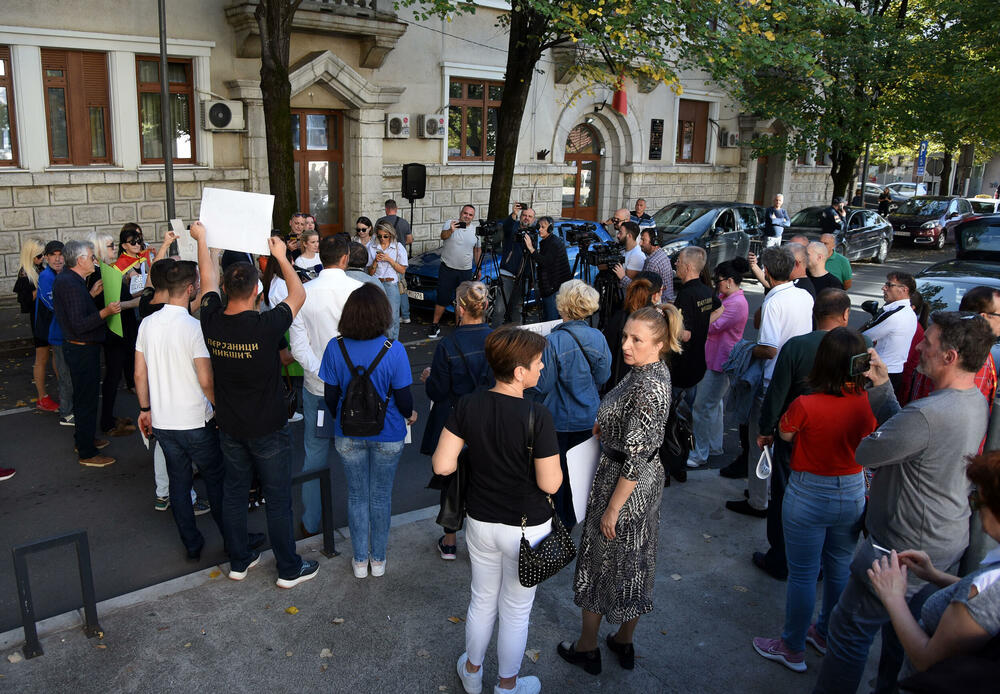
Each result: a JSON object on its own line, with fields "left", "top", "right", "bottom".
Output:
{"left": 256, "top": 0, "right": 302, "bottom": 229}
{"left": 400, "top": 0, "right": 703, "bottom": 220}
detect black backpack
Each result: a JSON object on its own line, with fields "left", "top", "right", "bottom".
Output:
{"left": 338, "top": 337, "right": 392, "bottom": 437}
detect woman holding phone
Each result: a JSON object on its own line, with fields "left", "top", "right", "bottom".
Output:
{"left": 752, "top": 327, "right": 877, "bottom": 673}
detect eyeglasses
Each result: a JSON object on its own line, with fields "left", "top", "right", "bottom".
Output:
{"left": 984, "top": 312, "right": 1000, "bottom": 319}
{"left": 377, "top": 234, "right": 391, "bottom": 239}
{"left": 106, "top": 244, "right": 116, "bottom": 249}
{"left": 613, "top": 218, "right": 627, "bottom": 224}
{"left": 34, "top": 254, "right": 43, "bottom": 260}
{"left": 969, "top": 490, "right": 982, "bottom": 511}
{"left": 883, "top": 282, "right": 905, "bottom": 289}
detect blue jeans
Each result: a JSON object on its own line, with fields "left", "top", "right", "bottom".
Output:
{"left": 301, "top": 389, "right": 335, "bottom": 533}
{"left": 399, "top": 285, "right": 410, "bottom": 320}
{"left": 690, "top": 369, "right": 729, "bottom": 464}
{"left": 540, "top": 293, "right": 558, "bottom": 321}
{"left": 334, "top": 437, "right": 404, "bottom": 562}
{"left": 219, "top": 427, "right": 302, "bottom": 577}
{"left": 384, "top": 283, "right": 401, "bottom": 340}
{"left": 154, "top": 422, "right": 226, "bottom": 554}
{"left": 782, "top": 470, "right": 865, "bottom": 653}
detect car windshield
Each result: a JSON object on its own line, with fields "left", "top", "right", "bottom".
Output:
{"left": 970, "top": 200, "right": 998, "bottom": 214}
{"left": 895, "top": 198, "right": 949, "bottom": 216}
{"left": 916, "top": 279, "right": 969, "bottom": 313}
{"left": 958, "top": 221, "right": 1000, "bottom": 256}
{"left": 789, "top": 208, "right": 825, "bottom": 227}
{"left": 650, "top": 204, "right": 714, "bottom": 234}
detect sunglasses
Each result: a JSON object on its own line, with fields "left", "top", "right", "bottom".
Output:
{"left": 34, "top": 254, "right": 43, "bottom": 260}
{"left": 377, "top": 234, "right": 391, "bottom": 239}
{"left": 356, "top": 227, "right": 370, "bottom": 233}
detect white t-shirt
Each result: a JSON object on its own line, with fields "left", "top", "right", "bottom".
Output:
{"left": 294, "top": 254, "right": 321, "bottom": 272}
{"left": 439, "top": 220, "right": 481, "bottom": 271}
{"left": 135, "top": 304, "right": 214, "bottom": 430}
{"left": 863, "top": 298, "right": 918, "bottom": 373}
{"left": 624, "top": 245, "right": 646, "bottom": 273}
{"left": 758, "top": 281, "right": 814, "bottom": 385}
{"left": 265, "top": 276, "right": 288, "bottom": 310}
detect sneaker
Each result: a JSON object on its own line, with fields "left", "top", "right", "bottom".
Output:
{"left": 37, "top": 395, "right": 59, "bottom": 412}
{"left": 494, "top": 675, "right": 540, "bottom": 694}
{"left": 456, "top": 652, "right": 483, "bottom": 694}
{"left": 59, "top": 414, "right": 75, "bottom": 426}
{"left": 370, "top": 559, "right": 386, "bottom": 577}
{"left": 352, "top": 559, "right": 369, "bottom": 579}
{"left": 0, "top": 468, "right": 15, "bottom": 481}
{"left": 806, "top": 624, "right": 827, "bottom": 656}
{"left": 438, "top": 536, "right": 457, "bottom": 560}
{"left": 400, "top": 317, "right": 411, "bottom": 324}
{"left": 686, "top": 455, "right": 703, "bottom": 469}
{"left": 192, "top": 497, "right": 211, "bottom": 516}
{"left": 276, "top": 559, "right": 319, "bottom": 588}
{"left": 79, "top": 454, "right": 115, "bottom": 468}
{"left": 287, "top": 411, "right": 304, "bottom": 423}
{"left": 752, "top": 636, "right": 806, "bottom": 673}
{"left": 428, "top": 324, "right": 441, "bottom": 339}
{"left": 154, "top": 496, "right": 170, "bottom": 512}
{"left": 228, "top": 552, "right": 260, "bottom": 581}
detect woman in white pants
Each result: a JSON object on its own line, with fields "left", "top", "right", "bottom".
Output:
{"left": 434, "top": 326, "right": 563, "bottom": 694}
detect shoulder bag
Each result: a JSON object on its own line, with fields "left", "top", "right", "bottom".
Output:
{"left": 518, "top": 405, "right": 577, "bottom": 587}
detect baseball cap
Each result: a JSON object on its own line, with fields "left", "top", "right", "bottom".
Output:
{"left": 44, "top": 240, "right": 64, "bottom": 255}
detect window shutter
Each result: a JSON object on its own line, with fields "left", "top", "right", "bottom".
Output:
{"left": 80, "top": 52, "right": 109, "bottom": 108}
{"left": 40, "top": 48, "right": 67, "bottom": 74}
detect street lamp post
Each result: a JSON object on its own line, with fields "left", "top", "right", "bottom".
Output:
{"left": 157, "top": 0, "right": 176, "bottom": 224}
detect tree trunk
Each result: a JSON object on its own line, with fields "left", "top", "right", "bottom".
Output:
{"left": 256, "top": 1, "right": 301, "bottom": 230}
{"left": 939, "top": 148, "right": 953, "bottom": 196}
{"left": 829, "top": 143, "right": 859, "bottom": 200}
{"left": 486, "top": 2, "right": 547, "bottom": 221}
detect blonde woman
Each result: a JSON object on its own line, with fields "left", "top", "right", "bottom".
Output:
{"left": 367, "top": 221, "right": 408, "bottom": 340}
{"left": 15, "top": 238, "right": 58, "bottom": 412}
{"left": 559, "top": 305, "right": 682, "bottom": 676}
{"left": 294, "top": 230, "right": 321, "bottom": 279}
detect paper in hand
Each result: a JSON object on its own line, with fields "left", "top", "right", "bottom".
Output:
{"left": 170, "top": 218, "right": 198, "bottom": 262}
{"left": 198, "top": 187, "right": 273, "bottom": 255}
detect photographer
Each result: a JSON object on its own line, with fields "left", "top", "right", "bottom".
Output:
{"left": 429, "top": 204, "right": 482, "bottom": 339}
{"left": 614, "top": 228, "right": 675, "bottom": 302}
{"left": 616, "top": 221, "right": 645, "bottom": 281}
{"left": 492, "top": 204, "right": 535, "bottom": 327}
{"left": 523, "top": 216, "right": 572, "bottom": 321}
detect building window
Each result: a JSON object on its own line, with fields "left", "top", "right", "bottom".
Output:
{"left": 676, "top": 98, "right": 709, "bottom": 164}
{"left": 448, "top": 78, "right": 502, "bottom": 161}
{"left": 136, "top": 57, "right": 195, "bottom": 163}
{"left": 0, "top": 47, "right": 17, "bottom": 166}
{"left": 41, "top": 49, "right": 112, "bottom": 165}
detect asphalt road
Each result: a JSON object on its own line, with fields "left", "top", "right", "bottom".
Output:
{"left": 0, "top": 243, "right": 953, "bottom": 633}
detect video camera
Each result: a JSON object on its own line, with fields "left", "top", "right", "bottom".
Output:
{"left": 516, "top": 226, "right": 538, "bottom": 246}
{"left": 561, "top": 222, "right": 599, "bottom": 247}
{"left": 585, "top": 241, "right": 625, "bottom": 268}
{"left": 476, "top": 219, "right": 501, "bottom": 237}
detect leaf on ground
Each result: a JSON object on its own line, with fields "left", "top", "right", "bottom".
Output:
{"left": 524, "top": 648, "right": 540, "bottom": 663}
{"left": 14, "top": 400, "right": 26, "bottom": 407}
{"left": 285, "top": 606, "right": 299, "bottom": 615}
{"left": 183, "top": 643, "right": 192, "bottom": 648}
{"left": 447, "top": 616, "right": 463, "bottom": 624}
{"left": 702, "top": 533, "right": 712, "bottom": 539}
{"left": 7, "top": 652, "right": 23, "bottom": 664}
{"left": 733, "top": 585, "right": 749, "bottom": 593}
{"left": 660, "top": 630, "right": 668, "bottom": 635}
{"left": 157, "top": 627, "right": 169, "bottom": 632}
{"left": 200, "top": 629, "right": 206, "bottom": 635}
{"left": 439, "top": 687, "right": 449, "bottom": 692}
{"left": 320, "top": 648, "right": 333, "bottom": 659}
{"left": 331, "top": 617, "right": 345, "bottom": 625}
{"left": 97, "top": 631, "right": 104, "bottom": 639}
{"left": 670, "top": 573, "right": 682, "bottom": 581}
{"left": 320, "top": 664, "right": 328, "bottom": 672}
{"left": 208, "top": 570, "right": 221, "bottom": 579}
{"left": 95, "top": 644, "right": 107, "bottom": 650}
{"left": 416, "top": 649, "right": 430, "bottom": 658}
{"left": 286, "top": 651, "right": 293, "bottom": 657}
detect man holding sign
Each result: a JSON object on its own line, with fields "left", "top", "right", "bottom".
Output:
{"left": 52, "top": 240, "right": 121, "bottom": 467}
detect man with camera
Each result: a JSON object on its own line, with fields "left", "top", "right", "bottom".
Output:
{"left": 429, "top": 204, "right": 482, "bottom": 338}
{"left": 523, "top": 216, "right": 572, "bottom": 321}
{"left": 614, "top": 227, "right": 676, "bottom": 302}
{"left": 491, "top": 203, "right": 535, "bottom": 327}
{"left": 616, "top": 220, "right": 646, "bottom": 280}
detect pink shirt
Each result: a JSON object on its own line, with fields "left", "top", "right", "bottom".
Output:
{"left": 704, "top": 289, "right": 749, "bottom": 372}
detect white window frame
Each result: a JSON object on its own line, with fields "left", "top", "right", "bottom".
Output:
{"left": 441, "top": 61, "right": 506, "bottom": 166}
{"left": 0, "top": 25, "right": 214, "bottom": 171}
{"left": 670, "top": 89, "right": 720, "bottom": 166}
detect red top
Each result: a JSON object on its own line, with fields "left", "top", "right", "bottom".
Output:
{"left": 780, "top": 389, "right": 877, "bottom": 476}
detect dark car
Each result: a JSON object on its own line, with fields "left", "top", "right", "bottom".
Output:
{"left": 784, "top": 205, "right": 893, "bottom": 263}
{"left": 916, "top": 214, "right": 1000, "bottom": 311}
{"left": 404, "top": 216, "right": 615, "bottom": 316}
{"left": 648, "top": 200, "right": 767, "bottom": 268}
{"left": 887, "top": 196, "right": 973, "bottom": 249}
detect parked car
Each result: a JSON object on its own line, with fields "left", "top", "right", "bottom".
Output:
{"left": 648, "top": 200, "right": 767, "bottom": 269}
{"left": 885, "top": 181, "right": 928, "bottom": 198}
{"left": 404, "top": 216, "right": 615, "bottom": 316}
{"left": 784, "top": 205, "right": 893, "bottom": 263}
{"left": 968, "top": 197, "right": 1000, "bottom": 215}
{"left": 917, "top": 214, "right": 1000, "bottom": 311}
{"left": 886, "top": 196, "right": 973, "bottom": 249}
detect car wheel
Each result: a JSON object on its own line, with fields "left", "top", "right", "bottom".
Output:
{"left": 935, "top": 231, "right": 945, "bottom": 250}
{"left": 873, "top": 238, "right": 889, "bottom": 264}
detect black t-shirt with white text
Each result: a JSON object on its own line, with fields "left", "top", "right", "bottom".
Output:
{"left": 671, "top": 279, "right": 720, "bottom": 389}
{"left": 199, "top": 292, "right": 292, "bottom": 439}
{"left": 445, "top": 390, "right": 558, "bottom": 527}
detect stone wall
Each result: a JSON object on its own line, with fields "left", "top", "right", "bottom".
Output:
{"left": 787, "top": 166, "right": 835, "bottom": 213}
{"left": 0, "top": 169, "right": 249, "bottom": 292}
{"left": 622, "top": 166, "right": 743, "bottom": 213}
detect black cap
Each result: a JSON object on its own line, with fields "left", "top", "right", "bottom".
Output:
{"left": 44, "top": 240, "right": 64, "bottom": 255}
{"left": 832, "top": 196, "right": 845, "bottom": 205}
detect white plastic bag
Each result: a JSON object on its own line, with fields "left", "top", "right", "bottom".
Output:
{"left": 755, "top": 445, "right": 773, "bottom": 480}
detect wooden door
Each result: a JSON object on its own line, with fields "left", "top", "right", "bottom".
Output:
{"left": 561, "top": 124, "right": 601, "bottom": 221}
{"left": 292, "top": 110, "right": 344, "bottom": 236}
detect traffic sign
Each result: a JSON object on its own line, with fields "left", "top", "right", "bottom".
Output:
{"left": 916, "top": 140, "right": 928, "bottom": 177}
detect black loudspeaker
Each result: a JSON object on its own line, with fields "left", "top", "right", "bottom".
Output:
{"left": 401, "top": 163, "right": 426, "bottom": 202}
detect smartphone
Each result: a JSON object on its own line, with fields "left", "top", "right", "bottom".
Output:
{"left": 456, "top": 221, "right": 467, "bottom": 228}
{"left": 518, "top": 202, "right": 527, "bottom": 209}
{"left": 850, "top": 352, "right": 871, "bottom": 377}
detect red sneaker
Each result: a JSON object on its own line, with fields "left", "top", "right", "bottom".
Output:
{"left": 36, "top": 395, "right": 59, "bottom": 412}
{"left": 0, "top": 468, "right": 15, "bottom": 481}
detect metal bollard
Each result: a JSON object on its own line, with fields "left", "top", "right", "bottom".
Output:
{"left": 290, "top": 465, "right": 340, "bottom": 558}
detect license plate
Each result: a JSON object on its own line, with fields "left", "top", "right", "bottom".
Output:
{"left": 406, "top": 290, "right": 424, "bottom": 301}
{"left": 893, "top": 229, "right": 909, "bottom": 236}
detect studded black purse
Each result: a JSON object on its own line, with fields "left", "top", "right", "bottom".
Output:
{"left": 517, "top": 406, "right": 577, "bottom": 588}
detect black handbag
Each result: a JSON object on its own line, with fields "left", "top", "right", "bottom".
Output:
{"left": 518, "top": 406, "right": 577, "bottom": 587}
{"left": 436, "top": 449, "right": 468, "bottom": 531}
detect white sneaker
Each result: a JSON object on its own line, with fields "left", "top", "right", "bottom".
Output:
{"left": 686, "top": 455, "right": 703, "bottom": 469}
{"left": 494, "top": 676, "right": 540, "bottom": 694}
{"left": 456, "top": 652, "right": 483, "bottom": 694}
{"left": 228, "top": 553, "right": 260, "bottom": 581}
{"left": 287, "top": 412, "right": 304, "bottom": 423}
{"left": 370, "top": 559, "right": 386, "bottom": 577}
{"left": 352, "top": 560, "right": 368, "bottom": 578}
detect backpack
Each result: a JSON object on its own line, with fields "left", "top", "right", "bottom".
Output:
{"left": 338, "top": 337, "right": 393, "bottom": 437}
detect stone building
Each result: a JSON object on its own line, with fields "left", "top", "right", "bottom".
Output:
{"left": 0, "top": 1, "right": 834, "bottom": 291}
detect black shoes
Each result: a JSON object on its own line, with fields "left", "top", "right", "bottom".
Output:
{"left": 752, "top": 551, "right": 788, "bottom": 581}
{"left": 558, "top": 641, "right": 601, "bottom": 675}
{"left": 726, "top": 499, "right": 768, "bottom": 518}
{"left": 276, "top": 559, "right": 319, "bottom": 589}
{"left": 186, "top": 543, "right": 204, "bottom": 562}
{"left": 720, "top": 458, "right": 748, "bottom": 479}
{"left": 606, "top": 633, "right": 635, "bottom": 670}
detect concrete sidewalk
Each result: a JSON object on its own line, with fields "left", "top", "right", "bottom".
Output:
{"left": 0, "top": 471, "right": 878, "bottom": 693}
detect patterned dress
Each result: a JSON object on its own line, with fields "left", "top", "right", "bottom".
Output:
{"left": 573, "top": 360, "right": 671, "bottom": 623}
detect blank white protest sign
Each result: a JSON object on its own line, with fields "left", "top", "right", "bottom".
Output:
{"left": 198, "top": 187, "right": 273, "bottom": 255}
{"left": 170, "top": 218, "right": 198, "bottom": 262}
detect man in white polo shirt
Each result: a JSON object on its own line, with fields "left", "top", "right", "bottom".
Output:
{"left": 727, "top": 246, "right": 813, "bottom": 517}
{"left": 428, "top": 204, "right": 481, "bottom": 339}
{"left": 863, "top": 272, "right": 918, "bottom": 392}
{"left": 135, "top": 260, "right": 226, "bottom": 561}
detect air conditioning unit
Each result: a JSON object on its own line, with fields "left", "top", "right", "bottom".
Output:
{"left": 719, "top": 130, "right": 740, "bottom": 148}
{"left": 417, "top": 113, "right": 446, "bottom": 139}
{"left": 385, "top": 113, "right": 410, "bottom": 139}
{"left": 200, "top": 100, "right": 245, "bottom": 131}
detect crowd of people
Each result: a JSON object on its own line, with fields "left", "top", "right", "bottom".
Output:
{"left": 7, "top": 189, "right": 1000, "bottom": 693}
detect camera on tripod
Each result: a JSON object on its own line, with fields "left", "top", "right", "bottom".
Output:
{"left": 585, "top": 241, "right": 625, "bottom": 267}
{"left": 562, "top": 222, "right": 599, "bottom": 247}
{"left": 516, "top": 227, "right": 537, "bottom": 245}
{"left": 476, "top": 219, "right": 500, "bottom": 237}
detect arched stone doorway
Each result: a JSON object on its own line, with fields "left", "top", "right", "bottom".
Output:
{"left": 561, "top": 123, "right": 602, "bottom": 221}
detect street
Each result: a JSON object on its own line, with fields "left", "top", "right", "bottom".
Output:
{"left": 0, "top": 243, "right": 952, "bottom": 633}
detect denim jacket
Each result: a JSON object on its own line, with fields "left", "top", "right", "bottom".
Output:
{"left": 533, "top": 320, "right": 612, "bottom": 432}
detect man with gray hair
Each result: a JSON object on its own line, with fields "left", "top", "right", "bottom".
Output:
{"left": 52, "top": 240, "right": 122, "bottom": 467}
